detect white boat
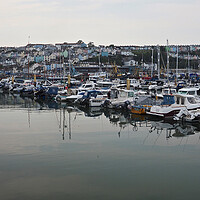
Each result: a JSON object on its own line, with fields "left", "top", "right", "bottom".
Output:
{"left": 55, "top": 91, "right": 84, "bottom": 102}
{"left": 178, "top": 87, "right": 200, "bottom": 100}
{"left": 74, "top": 90, "right": 105, "bottom": 107}
{"left": 77, "top": 81, "right": 96, "bottom": 93}
{"left": 103, "top": 88, "right": 135, "bottom": 109}
{"left": 156, "top": 87, "right": 177, "bottom": 99}
{"left": 147, "top": 94, "right": 200, "bottom": 118}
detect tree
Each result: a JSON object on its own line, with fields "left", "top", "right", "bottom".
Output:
{"left": 88, "top": 42, "right": 95, "bottom": 47}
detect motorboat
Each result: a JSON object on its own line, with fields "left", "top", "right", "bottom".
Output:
{"left": 146, "top": 94, "right": 200, "bottom": 118}
{"left": 74, "top": 90, "right": 105, "bottom": 107}
{"left": 55, "top": 91, "right": 85, "bottom": 103}
{"left": 128, "top": 95, "right": 159, "bottom": 115}
{"left": 102, "top": 88, "right": 135, "bottom": 109}
{"left": 178, "top": 87, "right": 200, "bottom": 102}
{"left": 77, "top": 81, "right": 96, "bottom": 93}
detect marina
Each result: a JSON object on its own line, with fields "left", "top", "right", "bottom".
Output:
{"left": 1, "top": 38, "right": 200, "bottom": 200}
{"left": 1, "top": 0, "right": 200, "bottom": 198}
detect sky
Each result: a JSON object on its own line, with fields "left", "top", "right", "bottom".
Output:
{"left": 0, "top": 0, "right": 200, "bottom": 47}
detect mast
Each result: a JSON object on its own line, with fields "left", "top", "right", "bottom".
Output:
{"left": 68, "top": 48, "right": 71, "bottom": 87}
{"left": 151, "top": 47, "right": 154, "bottom": 77}
{"left": 99, "top": 47, "right": 101, "bottom": 66}
{"left": 28, "top": 36, "right": 30, "bottom": 79}
{"left": 68, "top": 48, "right": 71, "bottom": 74}
{"left": 166, "top": 39, "right": 169, "bottom": 83}
{"left": 157, "top": 45, "right": 160, "bottom": 80}
{"left": 188, "top": 50, "right": 190, "bottom": 80}
{"left": 63, "top": 52, "right": 65, "bottom": 89}
{"left": 176, "top": 45, "right": 179, "bottom": 83}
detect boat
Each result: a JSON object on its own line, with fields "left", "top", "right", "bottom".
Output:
{"left": 74, "top": 90, "right": 104, "bottom": 107}
{"left": 77, "top": 81, "right": 96, "bottom": 93}
{"left": 146, "top": 94, "right": 200, "bottom": 118}
{"left": 130, "top": 105, "right": 149, "bottom": 114}
{"left": 128, "top": 95, "right": 161, "bottom": 115}
{"left": 102, "top": 88, "right": 135, "bottom": 110}
{"left": 34, "top": 86, "right": 59, "bottom": 100}
{"left": 55, "top": 91, "right": 85, "bottom": 103}
{"left": 178, "top": 87, "right": 200, "bottom": 102}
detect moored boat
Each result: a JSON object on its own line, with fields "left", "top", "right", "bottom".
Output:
{"left": 146, "top": 94, "right": 200, "bottom": 118}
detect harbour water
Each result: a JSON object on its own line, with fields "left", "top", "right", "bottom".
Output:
{"left": 0, "top": 94, "right": 200, "bottom": 200}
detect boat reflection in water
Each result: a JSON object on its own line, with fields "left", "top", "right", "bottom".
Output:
{"left": 149, "top": 120, "right": 197, "bottom": 138}
{"left": 0, "top": 93, "right": 199, "bottom": 143}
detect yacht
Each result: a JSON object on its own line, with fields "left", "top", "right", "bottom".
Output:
{"left": 147, "top": 94, "right": 200, "bottom": 118}
{"left": 102, "top": 88, "right": 135, "bottom": 109}
{"left": 77, "top": 81, "right": 96, "bottom": 93}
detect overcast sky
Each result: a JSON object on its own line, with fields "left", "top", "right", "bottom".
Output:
{"left": 1, "top": 0, "right": 200, "bottom": 46}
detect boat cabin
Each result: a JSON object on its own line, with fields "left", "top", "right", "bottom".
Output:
{"left": 78, "top": 81, "right": 96, "bottom": 92}
{"left": 178, "top": 87, "right": 200, "bottom": 97}
{"left": 82, "top": 90, "right": 104, "bottom": 99}
{"left": 109, "top": 88, "right": 134, "bottom": 99}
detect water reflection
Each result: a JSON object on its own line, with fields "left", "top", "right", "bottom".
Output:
{"left": 149, "top": 120, "right": 199, "bottom": 139}
{"left": 57, "top": 106, "right": 81, "bottom": 140}
{"left": 0, "top": 93, "right": 199, "bottom": 142}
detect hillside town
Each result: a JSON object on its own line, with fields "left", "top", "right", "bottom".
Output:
{"left": 0, "top": 40, "right": 200, "bottom": 78}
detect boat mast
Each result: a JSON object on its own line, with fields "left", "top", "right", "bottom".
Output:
{"left": 176, "top": 45, "right": 179, "bottom": 84}
{"left": 167, "top": 39, "right": 169, "bottom": 83}
{"left": 157, "top": 45, "right": 160, "bottom": 80}
{"left": 188, "top": 49, "right": 190, "bottom": 80}
{"left": 68, "top": 48, "right": 71, "bottom": 74}
{"left": 151, "top": 47, "right": 154, "bottom": 78}
{"left": 28, "top": 36, "right": 30, "bottom": 79}
{"left": 68, "top": 48, "right": 71, "bottom": 87}
{"left": 99, "top": 47, "right": 101, "bottom": 66}
{"left": 63, "top": 52, "right": 65, "bottom": 88}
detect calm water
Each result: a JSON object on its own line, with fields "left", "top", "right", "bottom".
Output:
{"left": 0, "top": 94, "right": 200, "bottom": 200}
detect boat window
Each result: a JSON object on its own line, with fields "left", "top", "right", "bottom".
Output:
{"left": 128, "top": 92, "right": 134, "bottom": 97}
{"left": 171, "top": 89, "right": 176, "bottom": 94}
{"left": 181, "top": 98, "right": 185, "bottom": 105}
{"left": 120, "top": 91, "right": 127, "bottom": 97}
{"left": 188, "top": 91, "right": 195, "bottom": 95}
{"left": 111, "top": 90, "right": 118, "bottom": 98}
{"left": 157, "top": 89, "right": 162, "bottom": 94}
{"left": 85, "top": 85, "right": 92, "bottom": 88}
{"left": 187, "top": 97, "right": 196, "bottom": 104}
{"left": 90, "top": 92, "right": 97, "bottom": 98}
{"left": 163, "top": 90, "right": 168, "bottom": 95}
{"left": 179, "top": 91, "right": 187, "bottom": 94}
{"left": 176, "top": 97, "right": 180, "bottom": 104}
{"left": 197, "top": 89, "right": 200, "bottom": 96}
